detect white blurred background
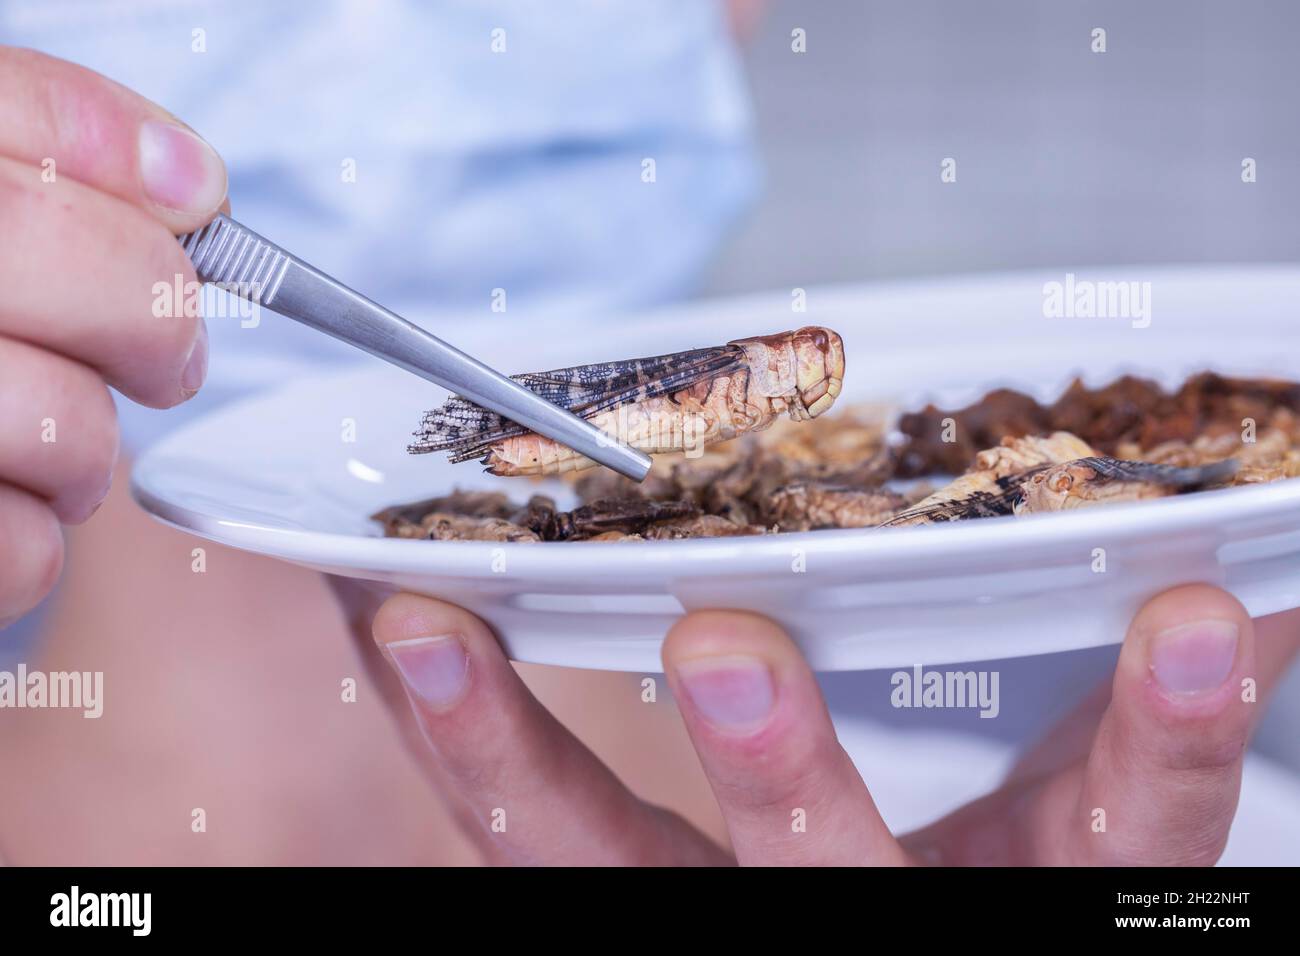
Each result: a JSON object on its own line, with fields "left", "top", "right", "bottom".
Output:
{"left": 708, "top": 0, "right": 1296, "bottom": 292}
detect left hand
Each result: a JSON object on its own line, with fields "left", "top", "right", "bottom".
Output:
{"left": 352, "top": 583, "right": 1298, "bottom": 865}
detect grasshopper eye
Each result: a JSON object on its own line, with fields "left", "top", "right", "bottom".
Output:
{"left": 794, "top": 326, "right": 831, "bottom": 352}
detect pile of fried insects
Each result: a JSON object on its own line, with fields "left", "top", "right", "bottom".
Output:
{"left": 375, "top": 368, "right": 1300, "bottom": 543}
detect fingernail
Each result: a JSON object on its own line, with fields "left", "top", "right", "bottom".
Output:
{"left": 139, "top": 120, "right": 227, "bottom": 214}
{"left": 677, "top": 655, "right": 775, "bottom": 732}
{"left": 180, "top": 320, "right": 208, "bottom": 398}
{"left": 386, "top": 636, "right": 469, "bottom": 710}
{"left": 1150, "top": 620, "right": 1238, "bottom": 695}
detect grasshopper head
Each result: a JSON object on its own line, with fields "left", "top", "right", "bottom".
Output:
{"left": 728, "top": 326, "right": 845, "bottom": 418}
{"left": 790, "top": 326, "right": 844, "bottom": 417}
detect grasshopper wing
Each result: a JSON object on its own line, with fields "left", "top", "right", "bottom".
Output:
{"left": 878, "top": 468, "right": 1048, "bottom": 527}
{"left": 409, "top": 344, "right": 745, "bottom": 461}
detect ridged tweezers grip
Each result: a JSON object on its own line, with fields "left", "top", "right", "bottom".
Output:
{"left": 178, "top": 214, "right": 291, "bottom": 306}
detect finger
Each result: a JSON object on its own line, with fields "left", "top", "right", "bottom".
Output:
{"left": 0, "top": 482, "right": 63, "bottom": 628}
{"left": 1009, "top": 607, "right": 1299, "bottom": 785}
{"left": 329, "top": 576, "right": 498, "bottom": 854}
{"left": 662, "top": 611, "right": 908, "bottom": 866}
{"left": 0, "top": 47, "right": 226, "bottom": 231}
{"left": 372, "top": 594, "right": 728, "bottom": 866}
{"left": 1252, "top": 608, "right": 1300, "bottom": 707}
{"left": 0, "top": 336, "right": 119, "bottom": 522}
{"left": 0, "top": 156, "right": 206, "bottom": 407}
{"left": 330, "top": 577, "right": 499, "bottom": 862}
{"left": 1064, "top": 584, "right": 1256, "bottom": 866}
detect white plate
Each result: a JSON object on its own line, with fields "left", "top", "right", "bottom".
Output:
{"left": 132, "top": 266, "right": 1300, "bottom": 671}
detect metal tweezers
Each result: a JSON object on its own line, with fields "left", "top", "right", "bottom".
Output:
{"left": 176, "top": 214, "right": 652, "bottom": 481}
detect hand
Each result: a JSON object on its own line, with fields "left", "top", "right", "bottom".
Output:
{"left": 362, "top": 583, "right": 1298, "bottom": 865}
{"left": 0, "top": 47, "right": 226, "bottom": 627}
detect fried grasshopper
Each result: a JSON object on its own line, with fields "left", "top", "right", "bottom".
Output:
{"left": 880, "top": 432, "right": 1096, "bottom": 527}
{"left": 882, "top": 435, "right": 1239, "bottom": 527}
{"left": 409, "top": 327, "right": 846, "bottom": 476}
{"left": 1015, "top": 456, "right": 1239, "bottom": 514}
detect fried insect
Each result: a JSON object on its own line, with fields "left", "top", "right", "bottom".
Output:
{"left": 420, "top": 514, "right": 541, "bottom": 543}
{"left": 517, "top": 496, "right": 700, "bottom": 541}
{"left": 379, "top": 372, "right": 1300, "bottom": 542}
{"left": 371, "top": 490, "right": 521, "bottom": 538}
{"left": 896, "top": 371, "right": 1300, "bottom": 475}
{"left": 374, "top": 492, "right": 702, "bottom": 542}
{"left": 408, "top": 327, "right": 846, "bottom": 476}
{"left": 1015, "top": 457, "right": 1239, "bottom": 514}
{"left": 1236, "top": 452, "right": 1300, "bottom": 484}
{"left": 643, "top": 515, "right": 766, "bottom": 539}
{"left": 881, "top": 432, "right": 1096, "bottom": 527}
{"left": 764, "top": 484, "right": 907, "bottom": 531}
{"left": 1123, "top": 425, "right": 1300, "bottom": 485}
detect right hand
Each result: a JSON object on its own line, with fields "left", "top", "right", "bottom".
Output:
{"left": 362, "top": 586, "right": 1294, "bottom": 866}
{"left": 0, "top": 47, "right": 227, "bottom": 627}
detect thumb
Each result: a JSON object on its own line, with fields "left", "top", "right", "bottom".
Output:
{"left": 1068, "top": 584, "right": 1256, "bottom": 865}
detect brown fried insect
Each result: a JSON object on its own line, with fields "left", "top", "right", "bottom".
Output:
{"left": 371, "top": 489, "right": 517, "bottom": 531}
{"left": 897, "top": 371, "right": 1300, "bottom": 474}
{"left": 522, "top": 497, "right": 700, "bottom": 541}
{"left": 1236, "top": 451, "right": 1300, "bottom": 484}
{"left": 642, "top": 515, "right": 766, "bottom": 539}
{"left": 409, "top": 327, "right": 845, "bottom": 476}
{"left": 378, "top": 372, "right": 1300, "bottom": 542}
{"left": 1015, "top": 457, "right": 1239, "bottom": 514}
{"left": 881, "top": 432, "right": 1096, "bottom": 527}
{"left": 420, "top": 513, "right": 541, "bottom": 542}
{"left": 763, "top": 484, "right": 907, "bottom": 531}
{"left": 1130, "top": 427, "right": 1297, "bottom": 486}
